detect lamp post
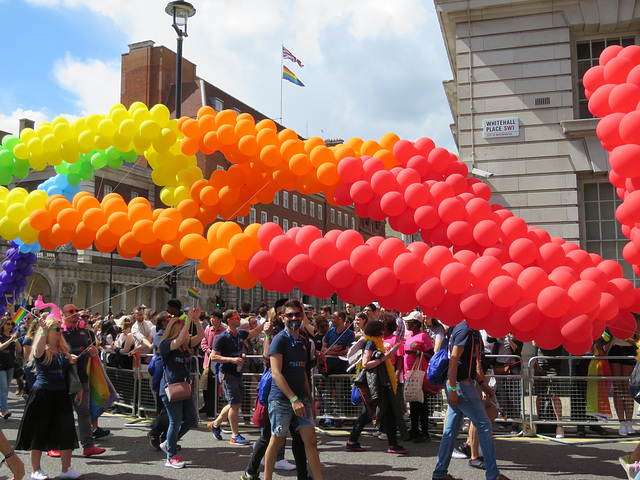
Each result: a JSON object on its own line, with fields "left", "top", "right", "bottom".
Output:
{"left": 165, "top": 1, "right": 196, "bottom": 118}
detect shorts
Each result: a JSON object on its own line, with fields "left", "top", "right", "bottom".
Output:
{"left": 269, "top": 397, "right": 315, "bottom": 437}
{"left": 608, "top": 345, "right": 637, "bottom": 366}
{"left": 533, "top": 367, "right": 561, "bottom": 397}
{"left": 221, "top": 374, "right": 244, "bottom": 405}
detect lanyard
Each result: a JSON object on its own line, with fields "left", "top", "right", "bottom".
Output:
{"left": 284, "top": 328, "right": 298, "bottom": 348}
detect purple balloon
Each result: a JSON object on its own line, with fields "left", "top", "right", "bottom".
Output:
{"left": 22, "top": 265, "right": 33, "bottom": 277}
{"left": 24, "top": 253, "right": 37, "bottom": 264}
{"left": 16, "top": 277, "right": 27, "bottom": 289}
{"left": 14, "top": 259, "right": 26, "bottom": 270}
{"left": 10, "top": 271, "right": 23, "bottom": 282}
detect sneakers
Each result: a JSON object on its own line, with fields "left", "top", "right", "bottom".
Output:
{"left": 2, "top": 410, "right": 11, "bottom": 419}
{"left": 92, "top": 427, "right": 110, "bottom": 439}
{"left": 208, "top": 422, "right": 223, "bottom": 440}
{"left": 452, "top": 442, "right": 471, "bottom": 459}
{"left": 556, "top": 426, "right": 565, "bottom": 439}
{"left": 59, "top": 467, "right": 82, "bottom": 479}
{"left": 230, "top": 434, "right": 250, "bottom": 445}
{"left": 469, "top": 458, "right": 485, "bottom": 469}
{"left": 83, "top": 446, "right": 106, "bottom": 457}
{"left": 274, "top": 459, "right": 296, "bottom": 470}
{"left": 628, "top": 423, "right": 636, "bottom": 436}
{"left": 387, "top": 445, "right": 408, "bottom": 454}
{"left": 241, "top": 473, "right": 258, "bottom": 480}
{"left": 30, "top": 470, "right": 49, "bottom": 480}
{"left": 165, "top": 456, "right": 185, "bottom": 469}
{"left": 620, "top": 423, "right": 629, "bottom": 436}
{"left": 47, "top": 450, "right": 60, "bottom": 458}
{"left": 346, "top": 440, "right": 366, "bottom": 452}
{"left": 620, "top": 454, "right": 634, "bottom": 480}
{"left": 159, "top": 441, "right": 168, "bottom": 454}
{"left": 148, "top": 431, "right": 161, "bottom": 450}
{"left": 377, "top": 433, "right": 388, "bottom": 441}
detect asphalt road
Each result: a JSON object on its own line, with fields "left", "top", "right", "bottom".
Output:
{"left": 0, "top": 392, "right": 632, "bottom": 480}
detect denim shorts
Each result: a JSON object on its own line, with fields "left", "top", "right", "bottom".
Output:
{"left": 221, "top": 374, "right": 244, "bottom": 405}
{"left": 269, "top": 397, "right": 314, "bottom": 437}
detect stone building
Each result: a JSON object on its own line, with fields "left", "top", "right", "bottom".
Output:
{"left": 435, "top": 0, "right": 640, "bottom": 284}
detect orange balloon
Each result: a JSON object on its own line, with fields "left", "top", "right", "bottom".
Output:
{"left": 75, "top": 195, "right": 101, "bottom": 214}
{"left": 181, "top": 118, "right": 202, "bottom": 139}
{"left": 190, "top": 179, "right": 207, "bottom": 200}
{"left": 200, "top": 185, "right": 220, "bottom": 206}
{"left": 208, "top": 169, "right": 228, "bottom": 189}
{"left": 177, "top": 199, "right": 199, "bottom": 219}
{"left": 256, "top": 119, "right": 277, "bottom": 132}
{"left": 83, "top": 208, "right": 107, "bottom": 231}
{"left": 218, "top": 186, "right": 240, "bottom": 206}
{"left": 107, "top": 211, "right": 132, "bottom": 236}
{"left": 235, "top": 119, "right": 256, "bottom": 137}
{"left": 197, "top": 205, "right": 219, "bottom": 226}
{"left": 38, "top": 229, "right": 57, "bottom": 251}
{"left": 128, "top": 203, "right": 153, "bottom": 223}
{"left": 72, "top": 222, "right": 94, "bottom": 250}
{"left": 380, "top": 132, "right": 400, "bottom": 151}
{"left": 102, "top": 197, "right": 127, "bottom": 216}
{"left": 161, "top": 240, "right": 188, "bottom": 265}
{"left": 140, "top": 240, "right": 164, "bottom": 267}
{"left": 361, "top": 140, "right": 381, "bottom": 156}
{"left": 196, "top": 106, "right": 216, "bottom": 119}
{"left": 207, "top": 222, "right": 222, "bottom": 245}
{"left": 57, "top": 208, "right": 82, "bottom": 231}
{"left": 197, "top": 261, "right": 222, "bottom": 285}
{"left": 179, "top": 218, "right": 204, "bottom": 236}
{"left": 71, "top": 191, "right": 93, "bottom": 209}
{"left": 271, "top": 163, "right": 294, "bottom": 186}
{"left": 229, "top": 233, "right": 260, "bottom": 261}
{"left": 260, "top": 144, "right": 282, "bottom": 167}
{"left": 317, "top": 163, "right": 340, "bottom": 186}
{"left": 180, "top": 233, "right": 213, "bottom": 259}
{"left": 244, "top": 223, "right": 261, "bottom": 241}
{"left": 48, "top": 197, "right": 73, "bottom": 218}
{"left": 203, "top": 131, "right": 220, "bottom": 153}
{"left": 45, "top": 194, "right": 66, "bottom": 210}
{"left": 29, "top": 209, "right": 53, "bottom": 231}
{"left": 304, "top": 136, "right": 325, "bottom": 154}
{"left": 310, "top": 145, "right": 336, "bottom": 169}
{"left": 303, "top": 170, "right": 323, "bottom": 194}
{"left": 96, "top": 223, "right": 119, "bottom": 246}
{"left": 256, "top": 128, "right": 279, "bottom": 148}
{"left": 225, "top": 261, "right": 258, "bottom": 289}
{"left": 215, "top": 109, "right": 237, "bottom": 127}
{"left": 334, "top": 145, "right": 356, "bottom": 161}
{"left": 129, "top": 197, "right": 151, "bottom": 208}
{"left": 208, "top": 248, "right": 236, "bottom": 275}
{"left": 131, "top": 219, "right": 157, "bottom": 244}
{"left": 238, "top": 135, "right": 259, "bottom": 157}
{"left": 198, "top": 114, "right": 217, "bottom": 134}
{"left": 217, "top": 222, "right": 242, "bottom": 246}
{"left": 153, "top": 208, "right": 163, "bottom": 221}
{"left": 345, "top": 136, "right": 364, "bottom": 154}
{"left": 153, "top": 216, "right": 179, "bottom": 241}
{"left": 119, "top": 232, "right": 142, "bottom": 255}
{"left": 280, "top": 139, "right": 305, "bottom": 161}
{"left": 181, "top": 137, "right": 200, "bottom": 156}
{"left": 117, "top": 244, "right": 138, "bottom": 259}
{"left": 374, "top": 149, "right": 399, "bottom": 170}
{"left": 278, "top": 129, "right": 297, "bottom": 143}
{"left": 102, "top": 193, "right": 124, "bottom": 203}
{"left": 217, "top": 124, "right": 237, "bottom": 146}
{"left": 49, "top": 224, "right": 73, "bottom": 246}
{"left": 159, "top": 208, "right": 183, "bottom": 224}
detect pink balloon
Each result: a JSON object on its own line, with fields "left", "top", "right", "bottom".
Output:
{"left": 333, "top": 183, "right": 354, "bottom": 206}
{"left": 509, "top": 299, "right": 542, "bottom": 332}
{"left": 269, "top": 235, "right": 299, "bottom": 264}
{"left": 350, "top": 244, "right": 381, "bottom": 276}
{"left": 257, "top": 222, "right": 284, "bottom": 249}
{"left": 393, "top": 252, "right": 425, "bottom": 284}
{"left": 367, "top": 267, "right": 398, "bottom": 297}
{"left": 487, "top": 275, "right": 520, "bottom": 308}
{"left": 406, "top": 155, "right": 430, "bottom": 178}
{"left": 440, "top": 262, "right": 473, "bottom": 295}
{"left": 392, "top": 139, "right": 419, "bottom": 165}
{"left": 298, "top": 269, "right": 335, "bottom": 299}
{"left": 396, "top": 168, "right": 421, "bottom": 191}
{"left": 248, "top": 251, "right": 277, "bottom": 278}
{"left": 460, "top": 287, "right": 491, "bottom": 320}
{"left": 362, "top": 157, "right": 385, "bottom": 181}
{"left": 415, "top": 276, "right": 445, "bottom": 307}
{"left": 537, "top": 286, "right": 570, "bottom": 318}
{"left": 326, "top": 260, "right": 357, "bottom": 288}
{"left": 286, "top": 254, "right": 316, "bottom": 282}
{"left": 337, "top": 156, "right": 364, "bottom": 182}
{"left": 308, "top": 238, "right": 339, "bottom": 268}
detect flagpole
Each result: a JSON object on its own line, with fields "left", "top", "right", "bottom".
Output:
{"left": 280, "top": 45, "right": 283, "bottom": 123}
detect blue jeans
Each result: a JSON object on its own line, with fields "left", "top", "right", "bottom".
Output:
{"left": 433, "top": 380, "right": 499, "bottom": 480}
{"left": 161, "top": 394, "right": 198, "bottom": 459}
{"left": 0, "top": 368, "right": 12, "bottom": 411}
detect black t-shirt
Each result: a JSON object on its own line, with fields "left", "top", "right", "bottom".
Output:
{"left": 0, "top": 335, "right": 16, "bottom": 370}
{"left": 33, "top": 352, "right": 70, "bottom": 391}
{"left": 536, "top": 345, "right": 563, "bottom": 372}
{"left": 63, "top": 327, "right": 92, "bottom": 383}
{"left": 268, "top": 329, "right": 309, "bottom": 402}
{"left": 214, "top": 329, "right": 249, "bottom": 377}
{"left": 159, "top": 339, "right": 191, "bottom": 392}
{"left": 449, "top": 321, "right": 481, "bottom": 381}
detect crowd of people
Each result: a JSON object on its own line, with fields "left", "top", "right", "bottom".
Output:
{"left": 0, "top": 296, "right": 636, "bottom": 480}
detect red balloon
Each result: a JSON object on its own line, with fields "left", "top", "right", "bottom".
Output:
{"left": 415, "top": 275, "right": 445, "bottom": 307}
{"left": 603, "top": 56, "right": 634, "bottom": 84}
{"left": 537, "top": 242, "right": 566, "bottom": 272}
{"left": 261, "top": 265, "right": 296, "bottom": 294}
{"left": 308, "top": 238, "right": 339, "bottom": 268}
{"left": 415, "top": 137, "right": 436, "bottom": 158}
{"left": 453, "top": 249, "right": 478, "bottom": 268}
{"left": 393, "top": 252, "right": 425, "bottom": 284}
{"left": 560, "top": 311, "right": 592, "bottom": 342}
{"left": 286, "top": 254, "right": 316, "bottom": 282}
{"left": 396, "top": 209, "right": 420, "bottom": 235}
{"left": 430, "top": 182, "right": 455, "bottom": 203}
{"left": 406, "top": 155, "right": 430, "bottom": 178}
{"left": 564, "top": 337, "right": 593, "bottom": 355}
{"left": 609, "top": 84, "right": 640, "bottom": 113}
{"left": 326, "top": 260, "right": 357, "bottom": 288}
{"left": 445, "top": 173, "right": 468, "bottom": 196}
{"left": 337, "top": 156, "right": 364, "bottom": 183}
{"left": 333, "top": 183, "right": 353, "bottom": 206}
{"left": 377, "top": 237, "right": 408, "bottom": 268}
{"left": 396, "top": 168, "right": 421, "bottom": 191}
{"left": 362, "top": 157, "right": 385, "bottom": 181}
{"left": 299, "top": 268, "right": 335, "bottom": 299}
{"left": 501, "top": 216, "right": 528, "bottom": 244}
{"left": 596, "top": 291, "right": 619, "bottom": 322}
{"left": 508, "top": 237, "right": 537, "bottom": 265}
{"left": 447, "top": 221, "right": 474, "bottom": 246}
{"left": 367, "top": 267, "right": 398, "bottom": 297}
{"left": 424, "top": 245, "right": 454, "bottom": 276}
{"left": 350, "top": 245, "right": 381, "bottom": 276}
{"left": 568, "top": 279, "right": 601, "bottom": 312}
{"left": 370, "top": 170, "right": 399, "bottom": 196}
{"left": 600, "top": 45, "right": 624, "bottom": 66}
{"left": 483, "top": 244, "right": 510, "bottom": 264}
{"left": 377, "top": 282, "right": 418, "bottom": 313}
{"left": 460, "top": 287, "right": 491, "bottom": 320}
{"left": 295, "top": 225, "right": 323, "bottom": 253}
{"left": 440, "top": 262, "right": 472, "bottom": 295}
{"left": 428, "top": 147, "right": 452, "bottom": 172}
{"left": 537, "top": 286, "right": 570, "bottom": 318}
{"left": 414, "top": 205, "right": 439, "bottom": 230}
{"left": 481, "top": 306, "right": 512, "bottom": 337}
{"left": 435, "top": 295, "right": 464, "bottom": 326}
{"left": 533, "top": 317, "right": 562, "bottom": 350}
{"left": 588, "top": 83, "right": 616, "bottom": 118}
{"left": 465, "top": 197, "right": 492, "bottom": 222}
{"left": 248, "top": 250, "right": 277, "bottom": 278}
{"left": 619, "top": 109, "right": 640, "bottom": 145}
{"left": 350, "top": 180, "right": 374, "bottom": 204}
{"left": 269, "top": 235, "right": 299, "bottom": 264}
{"left": 405, "top": 183, "right": 432, "bottom": 209}
{"left": 380, "top": 191, "right": 407, "bottom": 216}
{"left": 337, "top": 275, "right": 374, "bottom": 307}
{"left": 609, "top": 309, "right": 637, "bottom": 339}
{"left": 549, "top": 266, "right": 579, "bottom": 290}
{"left": 438, "top": 197, "right": 465, "bottom": 224}
{"left": 610, "top": 144, "right": 640, "bottom": 178}
{"left": 517, "top": 266, "right": 551, "bottom": 301}
{"left": 582, "top": 64, "right": 606, "bottom": 95}
{"left": 257, "top": 222, "right": 284, "bottom": 249}
{"left": 509, "top": 299, "right": 542, "bottom": 332}
{"left": 473, "top": 219, "right": 501, "bottom": 247}
{"left": 487, "top": 275, "right": 520, "bottom": 308}
{"left": 606, "top": 277, "right": 636, "bottom": 309}
{"left": 392, "top": 139, "right": 419, "bottom": 165}
{"left": 470, "top": 256, "right": 503, "bottom": 290}
{"left": 336, "top": 230, "right": 364, "bottom": 258}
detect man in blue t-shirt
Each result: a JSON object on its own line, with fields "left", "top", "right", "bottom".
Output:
{"left": 209, "top": 309, "right": 264, "bottom": 446}
{"left": 263, "top": 299, "right": 323, "bottom": 480}
{"left": 432, "top": 320, "right": 510, "bottom": 480}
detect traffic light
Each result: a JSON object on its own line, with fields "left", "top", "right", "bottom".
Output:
{"left": 164, "top": 274, "right": 173, "bottom": 294}
{"left": 215, "top": 295, "right": 221, "bottom": 308}
{"left": 331, "top": 292, "right": 337, "bottom": 304}
{"left": 165, "top": 270, "right": 178, "bottom": 297}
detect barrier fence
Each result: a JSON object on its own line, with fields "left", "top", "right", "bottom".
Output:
{"left": 103, "top": 351, "right": 639, "bottom": 436}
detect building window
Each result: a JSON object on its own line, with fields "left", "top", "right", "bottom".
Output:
{"left": 337, "top": 211, "right": 342, "bottom": 226}
{"left": 583, "top": 180, "right": 638, "bottom": 285}
{"left": 131, "top": 191, "right": 139, "bottom": 200}
{"left": 293, "top": 222, "right": 298, "bottom": 228}
{"left": 238, "top": 215, "right": 245, "bottom": 224}
{"left": 261, "top": 211, "right": 267, "bottom": 224}
{"left": 344, "top": 213, "right": 348, "bottom": 226}
{"left": 283, "top": 219, "right": 289, "bottom": 232}
{"left": 274, "top": 191, "right": 279, "bottom": 206}
{"left": 216, "top": 165, "right": 224, "bottom": 170}
{"left": 301, "top": 198, "right": 307, "bottom": 215}
{"left": 293, "top": 195, "right": 298, "bottom": 212}
{"left": 310, "top": 201, "right": 315, "bottom": 218}
{"left": 273, "top": 215, "right": 279, "bottom": 225}
{"left": 250, "top": 208, "right": 256, "bottom": 224}
{"left": 576, "top": 36, "right": 635, "bottom": 119}
{"left": 103, "top": 184, "right": 113, "bottom": 196}
{"left": 211, "top": 97, "right": 224, "bottom": 112}
{"left": 318, "top": 205, "right": 323, "bottom": 221}
{"left": 351, "top": 217, "right": 355, "bottom": 230}
{"left": 283, "top": 192, "right": 289, "bottom": 209}
{"left": 330, "top": 208, "right": 335, "bottom": 224}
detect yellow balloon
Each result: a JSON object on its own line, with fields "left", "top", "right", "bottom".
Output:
{"left": 27, "top": 137, "right": 44, "bottom": 156}
{"left": 53, "top": 122, "right": 72, "bottom": 142}
{"left": 36, "top": 124, "right": 53, "bottom": 139}
{"left": 18, "top": 218, "right": 39, "bottom": 244}
{"left": 119, "top": 119, "right": 137, "bottom": 138}
{"left": 140, "top": 120, "right": 161, "bottom": 140}
{"left": 94, "top": 134, "right": 111, "bottom": 150}
{"left": 6, "top": 187, "right": 27, "bottom": 205}
{"left": 25, "top": 190, "right": 48, "bottom": 212}
{"left": 13, "top": 143, "right": 29, "bottom": 160}
{"left": 128, "top": 101, "right": 147, "bottom": 114}
{"left": 187, "top": 165, "right": 204, "bottom": 181}
{"left": 19, "top": 128, "right": 37, "bottom": 144}
{"left": 133, "top": 108, "right": 152, "bottom": 126}
{"left": 176, "top": 169, "right": 195, "bottom": 187}
{"left": 174, "top": 185, "right": 191, "bottom": 203}
{"left": 150, "top": 104, "right": 171, "bottom": 127}
{"left": 110, "top": 107, "right": 130, "bottom": 125}
{"left": 0, "top": 201, "right": 7, "bottom": 219}
{"left": 7, "top": 203, "right": 28, "bottom": 224}
{"left": 77, "top": 130, "right": 94, "bottom": 152}
{"left": 42, "top": 134, "right": 60, "bottom": 153}
{"left": 86, "top": 113, "right": 103, "bottom": 133}
{"left": 0, "top": 217, "right": 19, "bottom": 241}
{"left": 98, "top": 118, "right": 117, "bottom": 137}
{"left": 159, "top": 187, "right": 176, "bottom": 206}
{"left": 60, "top": 141, "right": 80, "bottom": 163}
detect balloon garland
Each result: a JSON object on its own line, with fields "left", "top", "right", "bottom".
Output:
{"left": 0, "top": 51, "right": 637, "bottom": 351}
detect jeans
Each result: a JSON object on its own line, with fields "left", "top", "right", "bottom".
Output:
{"left": 161, "top": 394, "right": 198, "bottom": 459}
{"left": 348, "top": 407, "right": 370, "bottom": 443}
{"left": 0, "top": 368, "right": 13, "bottom": 411}
{"left": 72, "top": 382, "right": 94, "bottom": 449}
{"left": 433, "top": 380, "right": 499, "bottom": 480}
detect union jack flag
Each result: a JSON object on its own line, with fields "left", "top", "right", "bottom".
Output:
{"left": 282, "top": 45, "right": 304, "bottom": 68}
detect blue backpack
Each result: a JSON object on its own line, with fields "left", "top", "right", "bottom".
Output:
{"left": 258, "top": 369, "right": 272, "bottom": 406}
{"left": 427, "top": 337, "right": 449, "bottom": 388}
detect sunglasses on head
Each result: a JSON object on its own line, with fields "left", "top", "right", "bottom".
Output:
{"left": 49, "top": 327, "right": 62, "bottom": 332}
{"left": 283, "top": 312, "right": 302, "bottom": 319}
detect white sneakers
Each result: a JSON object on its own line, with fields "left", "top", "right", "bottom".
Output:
{"left": 30, "top": 470, "right": 48, "bottom": 480}
{"left": 59, "top": 467, "right": 82, "bottom": 479}
{"left": 259, "top": 458, "right": 297, "bottom": 470}
{"left": 556, "top": 426, "right": 565, "bottom": 439}
{"left": 620, "top": 422, "right": 636, "bottom": 436}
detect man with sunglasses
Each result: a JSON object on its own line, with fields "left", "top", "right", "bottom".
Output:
{"left": 209, "top": 309, "right": 265, "bottom": 445}
{"left": 264, "top": 299, "right": 323, "bottom": 480}
{"left": 57, "top": 303, "right": 106, "bottom": 458}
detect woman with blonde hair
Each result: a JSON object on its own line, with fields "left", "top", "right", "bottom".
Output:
{"left": 159, "top": 305, "right": 204, "bottom": 469}
{"left": 15, "top": 297, "right": 81, "bottom": 479}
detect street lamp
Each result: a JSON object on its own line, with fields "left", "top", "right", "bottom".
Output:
{"left": 165, "top": 1, "right": 196, "bottom": 118}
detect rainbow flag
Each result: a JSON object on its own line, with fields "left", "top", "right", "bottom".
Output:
{"left": 11, "top": 307, "right": 28, "bottom": 324}
{"left": 283, "top": 66, "right": 305, "bottom": 87}
{"left": 188, "top": 287, "right": 200, "bottom": 299}
{"left": 87, "top": 356, "right": 117, "bottom": 423}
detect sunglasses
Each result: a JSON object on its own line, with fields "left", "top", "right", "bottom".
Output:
{"left": 50, "top": 327, "right": 62, "bottom": 332}
{"left": 80, "top": 315, "right": 90, "bottom": 319}
{"left": 63, "top": 309, "right": 80, "bottom": 315}
{"left": 283, "top": 312, "right": 302, "bottom": 319}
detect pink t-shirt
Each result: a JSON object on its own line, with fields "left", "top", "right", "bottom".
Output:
{"left": 404, "top": 331, "right": 433, "bottom": 377}
{"left": 383, "top": 334, "right": 405, "bottom": 380}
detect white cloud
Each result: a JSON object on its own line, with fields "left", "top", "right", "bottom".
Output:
{"left": 0, "top": 109, "right": 50, "bottom": 136}
{"left": 52, "top": 54, "right": 121, "bottom": 116}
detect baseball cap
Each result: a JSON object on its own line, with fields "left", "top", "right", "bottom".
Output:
{"left": 402, "top": 310, "right": 423, "bottom": 323}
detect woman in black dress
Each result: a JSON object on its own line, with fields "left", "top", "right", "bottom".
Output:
{"left": 15, "top": 304, "right": 81, "bottom": 480}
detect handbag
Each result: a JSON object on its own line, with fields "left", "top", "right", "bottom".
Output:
{"left": 251, "top": 395, "right": 269, "bottom": 428}
{"left": 199, "top": 364, "right": 210, "bottom": 391}
{"left": 67, "top": 363, "right": 82, "bottom": 395}
{"left": 494, "top": 365, "right": 511, "bottom": 375}
{"left": 165, "top": 381, "right": 192, "bottom": 402}
{"left": 404, "top": 353, "right": 425, "bottom": 403}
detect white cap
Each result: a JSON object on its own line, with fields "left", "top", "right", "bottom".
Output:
{"left": 402, "top": 310, "right": 423, "bottom": 323}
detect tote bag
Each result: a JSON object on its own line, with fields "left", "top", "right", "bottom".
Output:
{"left": 404, "top": 353, "right": 425, "bottom": 403}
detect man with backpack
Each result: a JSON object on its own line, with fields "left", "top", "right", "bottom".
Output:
{"left": 431, "top": 320, "right": 511, "bottom": 480}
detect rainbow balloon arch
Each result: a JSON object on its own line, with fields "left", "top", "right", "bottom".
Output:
{"left": 0, "top": 45, "right": 639, "bottom": 352}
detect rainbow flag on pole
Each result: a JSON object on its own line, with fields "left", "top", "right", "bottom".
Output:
{"left": 88, "top": 356, "right": 117, "bottom": 423}
{"left": 11, "top": 307, "right": 28, "bottom": 324}
{"left": 188, "top": 287, "right": 200, "bottom": 299}
{"left": 283, "top": 66, "right": 305, "bottom": 87}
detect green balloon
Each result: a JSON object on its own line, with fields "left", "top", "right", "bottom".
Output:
{"left": 107, "top": 157, "right": 123, "bottom": 170}
{"left": 12, "top": 160, "right": 29, "bottom": 179}
{"left": 1, "top": 135, "right": 20, "bottom": 151}
{"left": 68, "top": 162, "right": 82, "bottom": 175}
{"left": 67, "top": 173, "right": 82, "bottom": 185}
{"left": 80, "top": 169, "right": 94, "bottom": 181}
{"left": 122, "top": 150, "right": 138, "bottom": 163}
{"left": 0, "top": 168, "right": 12, "bottom": 185}
{"left": 106, "top": 146, "right": 121, "bottom": 161}
{"left": 0, "top": 150, "right": 13, "bottom": 168}
{"left": 91, "top": 152, "right": 107, "bottom": 170}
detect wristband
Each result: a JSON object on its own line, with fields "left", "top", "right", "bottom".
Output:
{"left": 3, "top": 448, "right": 14, "bottom": 461}
{"left": 185, "top": 321, "right": 191, "bottom": 327}
{"left": 40, "top": 332, "right": 47, "bottom": 337}
{"left": 290, "top": 395, "right": 299, "bottom": 404}
{"left": 264, "top": 334, "right": 272, "bottom": 339}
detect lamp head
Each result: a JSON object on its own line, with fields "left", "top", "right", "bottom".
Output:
{"left": 165, "top": 1, "right": 196, "bottom": 37}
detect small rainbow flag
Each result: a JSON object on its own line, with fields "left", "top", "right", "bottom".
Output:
{"left": 283, "top": 66, "right": 305, "bottom": 87}
{"left": 88, "top": 355, "right": 117, "bottom": 423}
{"left": 11, "top": 307, "right": 28, "bottom": 324}
{"left": 188, "top": 287, "right": 200, "bottom": 299}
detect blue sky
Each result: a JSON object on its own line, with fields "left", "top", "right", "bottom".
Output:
{"left": 0, "top": 0, "right": 456, "bottom": 152}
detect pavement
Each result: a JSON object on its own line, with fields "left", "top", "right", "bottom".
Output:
{"left": 0, "top": 392, "right": 633, "bottom": 480}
